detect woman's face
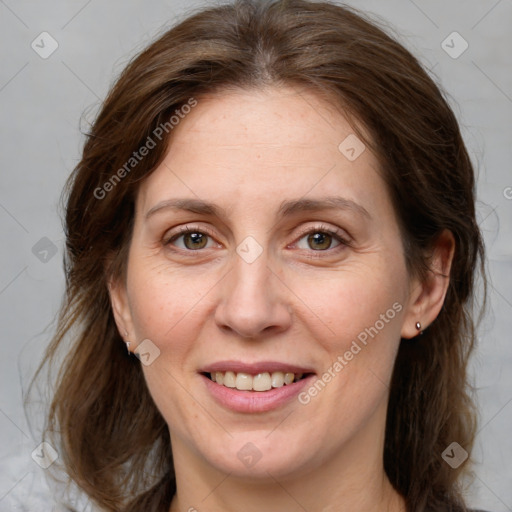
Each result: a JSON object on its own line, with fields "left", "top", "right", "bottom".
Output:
{"left": 111, "top": 86, "right": 420, "bottom": 480}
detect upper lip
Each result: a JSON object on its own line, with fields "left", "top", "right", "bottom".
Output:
{"left": 200, "top": 360, "right": 315, "bottom": 375}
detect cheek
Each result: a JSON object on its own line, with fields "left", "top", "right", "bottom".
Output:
{"left": 289, "top": 262, "right": 406, "bottom": 420}
{"left": 291, "top": 262, "right": 406, "bottom": 348}
{"left": 126, "top": 259, "right": 217, "bottom": 348}
{"left": 298, "top": 264, "right": 405, "bottom": 398}
{"left": 125, "top": 263, "right": 217, "bottom": 426}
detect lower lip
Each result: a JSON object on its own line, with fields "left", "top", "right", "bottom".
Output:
{"left": 201, "top": 374, "right": 314, "bottom": 413}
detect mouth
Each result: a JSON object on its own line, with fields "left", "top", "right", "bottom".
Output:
{"left": 203, "top": 370, "right": 311, "bottom": 392}
{"left": 199, "top": 361, "right": 315, "bottom": 413}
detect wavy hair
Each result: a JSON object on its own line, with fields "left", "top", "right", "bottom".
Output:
{"left": 33, "top": 1, "right": 485, "bottom": 511}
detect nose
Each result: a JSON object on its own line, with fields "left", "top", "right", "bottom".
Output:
{"left": 214, "top": 249, "right": 292, "bottom": 339}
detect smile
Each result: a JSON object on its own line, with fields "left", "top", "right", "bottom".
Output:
{"left": 199, "top": 362, "right": 316, "bottom": 413}
{"left": 207, "top": 371, "right": 307, "bottom": 391}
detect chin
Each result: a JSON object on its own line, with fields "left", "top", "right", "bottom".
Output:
{"left": 197, "top": 432, "right": 320, "bottom": 481}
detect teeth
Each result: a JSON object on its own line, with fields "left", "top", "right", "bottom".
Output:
{"left": 271, "top": 372, "right": 284, "bottom": 388}
{"left": 235, "top": 372, "right": 253, "bottom": 391}
{"left": 210, "top": 370, "right": 306, "bottom": 391}
{"left": 284, "top": 372, "right": 294, "bottom": 385}
{"left": 223, "top": 371, "right": 236, "bottom": 388}
{"left": 253, "top": 372, "right": 272, "bottom": 391}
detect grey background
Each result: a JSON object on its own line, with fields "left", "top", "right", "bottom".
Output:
{"left": 0, "top": 0, "right": 510, "bottom": 510}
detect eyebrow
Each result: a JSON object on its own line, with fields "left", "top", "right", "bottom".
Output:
{"left": 145, "top": 196, "right": 371, "bottom": 221}
{"left": 145, "top": 198, "right": 229, "bottom": 220}
{"left": 278, "top": 196, "right": 371, "bottom": 220}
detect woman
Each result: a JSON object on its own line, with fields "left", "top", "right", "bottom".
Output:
{"left": 36, "top": 1, "right": 487, "bottom": 511}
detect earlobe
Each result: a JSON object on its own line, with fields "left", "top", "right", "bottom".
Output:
{"left": 107, "top": 277, "right": 135, "bottom": 349}
{"left": 400, "top": 230, "right": 455, "bottom": 339}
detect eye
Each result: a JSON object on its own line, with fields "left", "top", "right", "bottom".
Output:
{"left": 294, "top": 225, "right": 349, "bottom": 252}
{"left": 164, "top": 224, "right": 349, "bottom": 254}
{"left": 165, "top": 225, "right": 218, "bottom": 251}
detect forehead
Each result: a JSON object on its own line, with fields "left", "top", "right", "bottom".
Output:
{"left": 166, "top": 86, "right": 355, "bottom": 152}
{"left": 136, "top": 86, "right": 385, "bottom": 218}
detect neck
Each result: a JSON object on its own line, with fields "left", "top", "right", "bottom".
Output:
{"left": 170, "top": 469, "right": 404, "bottom": 512}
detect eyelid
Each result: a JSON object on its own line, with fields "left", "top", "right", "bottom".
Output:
{"left": 163, "top": 223, "right": 351, "bottom": 252}
{"left": 164, "top": 224, "right": 220, "bottom": 248}
{"left": 290, "top": 223, "right": 352, "bottom": 248}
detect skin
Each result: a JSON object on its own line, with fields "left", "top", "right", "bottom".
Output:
{"left": 109, "top": 86, "right": 454, "bottom": 512}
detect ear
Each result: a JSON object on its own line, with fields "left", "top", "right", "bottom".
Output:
{"left": 107, "top": 275, "right": 135, "bottom": 351}
{"left": 401, "top": 229, "right": 455, "bottom": 339}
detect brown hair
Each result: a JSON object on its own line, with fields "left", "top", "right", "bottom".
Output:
{"left": 33, "top": 1, "right": 485, "bottom": 511}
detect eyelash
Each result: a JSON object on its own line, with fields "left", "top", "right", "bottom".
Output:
{"left": 164, "top": 223, "right": 350, "bottom": 256}
{"left": 164, "top": 225, "right": 218, "bottom": 253}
